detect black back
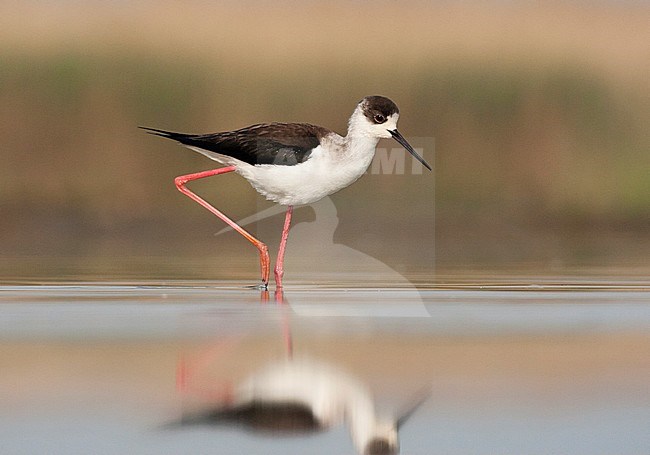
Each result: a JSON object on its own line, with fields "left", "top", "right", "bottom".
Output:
{"left": 141, "top": 123, "right": 332, "bottom": 166}
{"left": 167, "top": 401, "right": 322, "bottom": 435}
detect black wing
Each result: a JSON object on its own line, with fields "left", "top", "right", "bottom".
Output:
{"left": 140, "top": 123, "right": 332, "bottom": 166}
{"left": 162, "top": 401, "right": 321, "bottom": 435}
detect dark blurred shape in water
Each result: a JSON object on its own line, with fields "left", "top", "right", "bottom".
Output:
{"left": 171, "top": 307, "right": 427, "bottom": 455}
{"left": 1, "top": 286, "right": 650, "bottom": 453}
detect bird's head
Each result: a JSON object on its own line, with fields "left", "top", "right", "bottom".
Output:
{"left": 361, "top": 423, "right": 399, "bottom": 455}
{"left": 349, "top": 96, "right": 431, "bottom": 171}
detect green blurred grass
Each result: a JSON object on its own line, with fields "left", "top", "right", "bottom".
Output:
{"left": 2, "top": 58, "right": 648, "bottom": 212}
{"left": 3, "top": 52, "right": 646, "bottom": 216}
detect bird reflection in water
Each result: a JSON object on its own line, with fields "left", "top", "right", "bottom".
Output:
{"left": 170, "top": 301, "right": 428, "bottom": 455}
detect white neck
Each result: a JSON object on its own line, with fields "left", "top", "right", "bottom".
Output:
{"left": 346, "top": 105, "right": 376, "bottom": 138}
{"left": 338, "top": 107, "right": 381, "bottom": 165}
{"left": 347, "top": 395, "right": 397, "bottom": 454}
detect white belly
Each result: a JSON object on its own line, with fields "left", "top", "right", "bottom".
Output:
{"left": 236, "top": 145, "right": 375, "bottom": 206}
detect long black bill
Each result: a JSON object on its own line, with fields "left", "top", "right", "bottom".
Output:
{"left": 395, "top": 387, "right": 431, "bottom": 430}
{"left": 389, "top": 130, "right": 432, "bottom": 171}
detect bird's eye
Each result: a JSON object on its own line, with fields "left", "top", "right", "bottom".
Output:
{"left": 373, "top": 114, "right": 386, "bottom": 124}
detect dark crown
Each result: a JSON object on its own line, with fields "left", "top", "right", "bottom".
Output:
{"left": 360, "top": 96, "right": 399, "bottom": 123}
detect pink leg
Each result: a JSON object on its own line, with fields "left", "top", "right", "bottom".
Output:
{"left": 274, "top": 205, "right": 293, "bottom": 288}
{"left": 174, "top": 166, "right": 270, "bottom": 288}
{"left": 177, "top": 339, "right": 239, "bottom": 405}
{"left": 274, "top": 287, "right": 286, "bottom": 304}
{"left": 282, "top": 310, "right": 293, "bottom": 358}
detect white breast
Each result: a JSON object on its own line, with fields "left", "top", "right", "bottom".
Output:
{"left": 236, "top": 138, "right": 378, "bottom": 206}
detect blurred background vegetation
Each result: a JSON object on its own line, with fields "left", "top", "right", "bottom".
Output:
{"left": 1, "top": 1, "right": 649, "bottom": 282}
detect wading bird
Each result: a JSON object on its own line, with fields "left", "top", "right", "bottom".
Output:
{"left": 142, "top": 96, "right": 431, "bottom": 289}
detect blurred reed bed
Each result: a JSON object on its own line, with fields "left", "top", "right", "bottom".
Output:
{"left": 0, "top": 1, "right": 648, "bottom": 274}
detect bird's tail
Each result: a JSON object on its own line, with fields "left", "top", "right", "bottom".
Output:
{"left": 139, "top": 126, "right": 190, "bottom": 142}
{"left": 140, "top": 125, "right": 232, "bottom": 164}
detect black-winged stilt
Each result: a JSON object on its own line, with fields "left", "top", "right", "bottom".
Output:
{"left": 173, "top": 312, "right": 429, "bottom": 455}
{"left": 141, "top": 96, "right": 431, "bottom": 289}
{"left": 173, "top": 356, "right": 428, "bottom": 455}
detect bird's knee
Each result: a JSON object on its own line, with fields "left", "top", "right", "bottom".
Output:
{"left": 174, "top": 176, "right": 187, "bottom": 189}
{"left": 258, "top": 243, "right": 269, "bottom": 256}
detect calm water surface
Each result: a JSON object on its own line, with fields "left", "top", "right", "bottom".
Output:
{"left": 1, "top": 283, "right": 650, "bottom": 454}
